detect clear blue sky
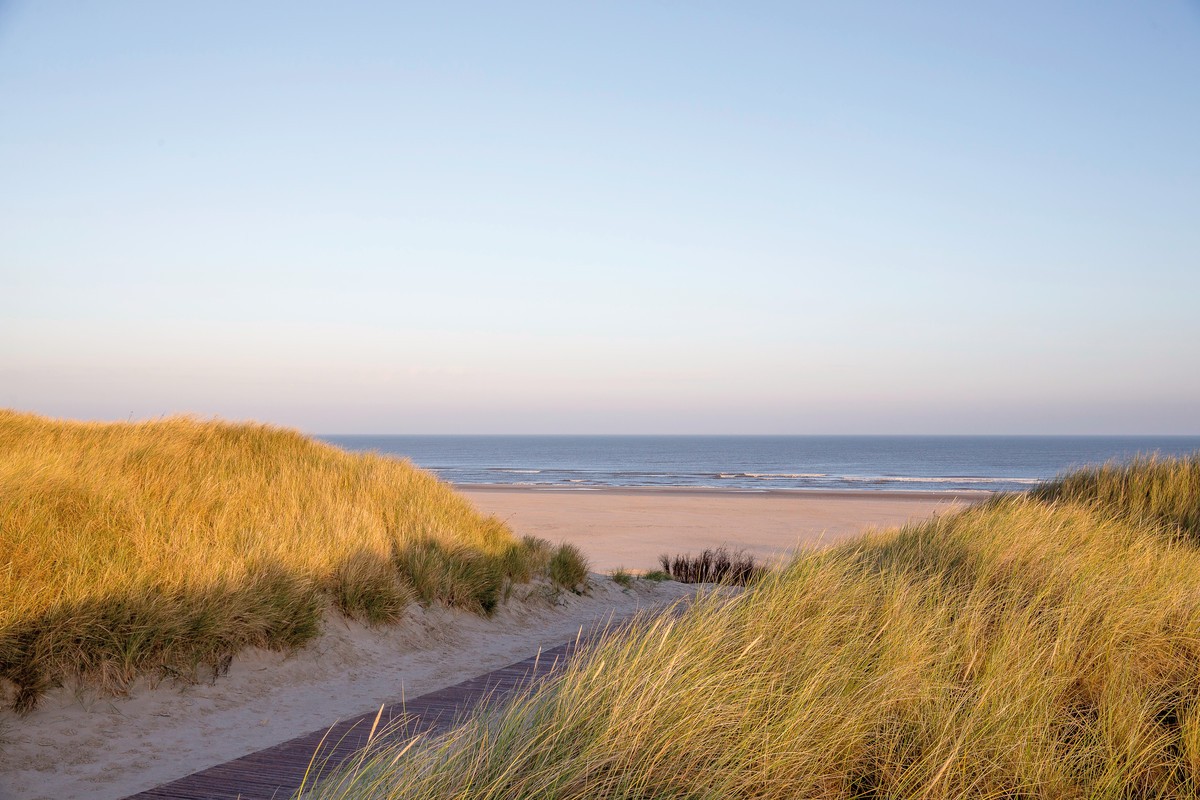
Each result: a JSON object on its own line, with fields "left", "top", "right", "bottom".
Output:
{"left": 2, "top": 1, "right": 1198, "bottom": 434}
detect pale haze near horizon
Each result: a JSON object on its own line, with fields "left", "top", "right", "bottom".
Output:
{"left": 2, "top": 2, "right": 1198, "bottom": 435}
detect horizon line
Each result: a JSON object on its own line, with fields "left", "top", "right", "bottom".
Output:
{"left": 314, "top": 432, "right": 1200, "bottom": 438}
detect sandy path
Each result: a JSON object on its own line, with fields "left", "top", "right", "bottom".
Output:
{"left": 462, "top": 487, "right": 985, "bottom": 572}
{"left": 0, "top": 578, "right": 696, "bottom": 800}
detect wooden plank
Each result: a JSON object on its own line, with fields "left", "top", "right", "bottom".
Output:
{"left": 121, "top": 641, "right": 582, "bottom": 800}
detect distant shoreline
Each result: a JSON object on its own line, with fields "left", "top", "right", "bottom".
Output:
{"left": 455, "top": 483, "right": 994, "bottom": 502}
{"left": 322, "top": 433, "right": 1199, "bottom": 495}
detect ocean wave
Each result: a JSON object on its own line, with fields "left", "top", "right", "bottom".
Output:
{"left": 454, "top": 471, "right": 1039, "bottom": 488}
{"left": 722, "top": 472, "right": 829, "bottom": 479}
{"left": 841, "top": 476, "right": 1040, "bottom": 485}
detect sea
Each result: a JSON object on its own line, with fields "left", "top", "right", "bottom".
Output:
{"left": 316, "top": 435, "right": 1200, "bottom": 494}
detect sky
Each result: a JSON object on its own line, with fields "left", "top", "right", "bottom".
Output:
{"left": 2, "top": 2, "right": 1198, "bottom": 434}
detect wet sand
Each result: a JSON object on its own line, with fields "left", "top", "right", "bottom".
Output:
{"left": 462, "top": 487, "right": 987, "bottom": 572}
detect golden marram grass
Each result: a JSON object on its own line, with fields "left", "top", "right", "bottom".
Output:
{"left": 0, "top": 410, "right": 585, "bottom": 713}
{"left": 305, "top": 454, "right": 1200, "bottom": 799}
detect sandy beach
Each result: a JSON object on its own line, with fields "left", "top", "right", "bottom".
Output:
{"left": 462, "top": 487, "right": 985, "bottom": 572}
{"left": 0, "top": 488, "right": 982, "bottom": 800}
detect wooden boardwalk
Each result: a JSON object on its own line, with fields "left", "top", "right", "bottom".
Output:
{"left": 124, "top": 640, "right": 579, "bottom": 800}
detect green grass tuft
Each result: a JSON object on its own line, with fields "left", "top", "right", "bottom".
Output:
{"left": 609, "top": 567, "right": 634, "bottom": 588}
{"left": 548, "top": 543, "right": 589, "bottom": 592}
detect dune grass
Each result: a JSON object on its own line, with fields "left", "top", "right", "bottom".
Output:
{"left": 0, "top": 410, "right": 567, "bottom": 713}
{"left": 306, "top": 455, "right": 1200, "bottom": 799}
{"left": 547, "top": 542, "right": 589, "bottom": 592}
{"left": 1031, "top": 452, "right": 1200, "bottom": 541}
{"left": 608, "top": 567, "right": 634, "bottom": 589}
{"left": 658, "top": 546, "right": 762, "bottom": 585}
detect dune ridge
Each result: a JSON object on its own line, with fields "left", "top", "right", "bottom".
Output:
{"left": 0, "top": 411, "right": 583, "bottom": 713}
